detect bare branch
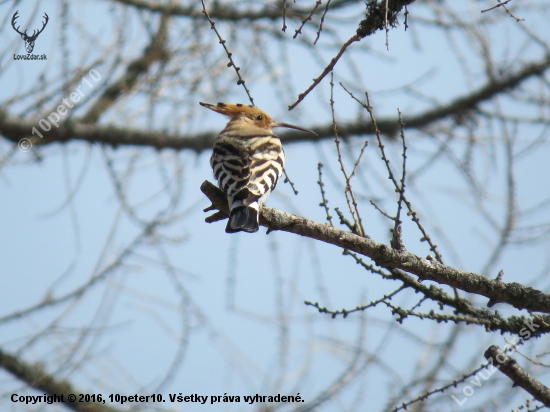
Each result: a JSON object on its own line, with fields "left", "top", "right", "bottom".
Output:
{"left": 481, "top": 0, "right": 525, "bottom": 22}
{"left": 484, "top": 345, "right": 550, "bottom": 407}
{"left": 289, "top": 0, "right": 415, "bottom": 109}
{"left": 293, "top": 0, "right": 323, "bottom": 39}
{"left": 314, "top": 0, "right": 332, "bottom": 44}
{"left": 113, "top": 0, "right": 357, "bottom": 22}
{"left": 201, "top": 0, "right": 255, "bottom": 105}
{"left": 201, "top": 180, "right": 550, "bottom": 314}
{"left": 0, "top": 348, "right": 120, "bottom": 412}
{"left": 81, "top": 13, "right": 169, "bottom": 123}
{"left": 4, "top": 53, "right": 549, "bottom": 150}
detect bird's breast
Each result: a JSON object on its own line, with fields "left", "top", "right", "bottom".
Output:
{"left": 215, "top": 133, "right": 281, "bottom": 153}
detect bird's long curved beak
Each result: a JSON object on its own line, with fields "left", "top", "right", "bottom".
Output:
{"left": 272, "top": 121, "right": 318, "bottom": 136}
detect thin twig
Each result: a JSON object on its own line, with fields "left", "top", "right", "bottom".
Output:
{"left": 504, "top": 338, "right": 550, "bottom": 367}
{"left": 305, "top": 285, "right": 406, "bottom": 319}
{"left": 282, "top": 0, "right": 288, "bottom": 31}
{"left": 334, "top": 207, "right": 357, "bottom": 233}
{"left": 289, "top": 0, "right": 415, "bottom": 108}
{"left": 391, "top": 109, "right": 407, "bottom": 251}
{"left": 350, "top": 139, "right": 369, "bottom": 179}
{"left": 293, "top": 0, "right": 322, "bottom": 39}
{"left": 370, "top": 200, "right": 396, "bottom": 221}
{"left": 339, "top": 83, "right": 445, "bottom": 263}
{"left": 367, "top": 92, "right": 442, "bottom": 261}
{"left": 314, "top": 0, "right": 332, "bottom": 45}
{"left": 201, "top": 0, "right": 255, "bottom": 106}
{"left": 384, "top": 0, "right": 389, "bottom": 50}
{"left": 330, "top": 73, "right": 366, "bottom": 236}
{"left": 384, "top": 301, "right": 492, "bottom": 327}
{"left": 283, "top": 167, "right": 299, "bottom": 195}
{"left": 481, "top": 0, "right": 525, "bottom": 22}
{"left": 343, "top": 250, "right": 392, "bottom": 278}
{"left": 288, "top": 34, "right": 360, "bottom": 110}
{"left": 389, "top": 362, "right": 491, "bottom": 412}
{"left": 317, "top": 162, "right": 334, "bottom": 225}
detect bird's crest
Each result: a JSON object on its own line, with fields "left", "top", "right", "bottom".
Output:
{"left": 200, "top": 102, "right": 273, "bottom": 130}
{"left": 199, "top": 102, "right": 317, "bottom": 135}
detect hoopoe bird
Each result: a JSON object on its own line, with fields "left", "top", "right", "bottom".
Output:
{"left": 200, "top": 102, "right": 317, "bottom": 233}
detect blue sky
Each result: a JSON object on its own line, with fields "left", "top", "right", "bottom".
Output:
{"left": 1, "top": 0, "right": 550, "bottom": 411}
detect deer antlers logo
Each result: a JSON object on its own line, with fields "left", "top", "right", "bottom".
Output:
{"left": 12, "top": 11, "right": 49, "bottom": 54}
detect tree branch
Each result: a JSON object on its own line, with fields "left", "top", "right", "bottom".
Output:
{"left": 112, "top": 0, "right": 359, "bottom": 21}
{"left": 2, "top": 53, "right": 548, "bottom": 150}
{"left": 201, "top": 180, "right": 550, "bottom": 314}
{"left": 0, "top": 348, "right": 120, "bottom": 412}
{"left": 386, "top": 266, "right": 550, "bottom": 336}
{"left": 289, "top": 0, "right": 416, "bottom": 109}
{"left": 484, "top": 345, "right": 550, "bottom": 407}
{"left": 81, "top": 12, "right": 170, "bottom": 123}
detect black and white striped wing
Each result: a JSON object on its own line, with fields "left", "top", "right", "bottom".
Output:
{"left": 211, "top": 136, "right": 285, "bottom": 206}
{"left": 248, "top": 139, "right": 285, "bottom": 200}
{"left": 211, "top": 141, "right": 249, "bottom": 195}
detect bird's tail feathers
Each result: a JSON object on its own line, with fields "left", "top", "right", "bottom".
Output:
{"left": 226, "top": 203, "right": 259, "bottom": 233}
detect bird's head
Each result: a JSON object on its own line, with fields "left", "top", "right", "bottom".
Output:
{"left": 200, "top": 102, "right": 317, "bottom": 135}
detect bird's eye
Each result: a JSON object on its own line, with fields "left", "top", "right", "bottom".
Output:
{"left": 256, "top": 115, "right": 263, "bottom": 121}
